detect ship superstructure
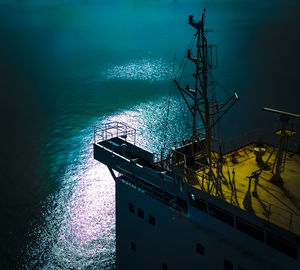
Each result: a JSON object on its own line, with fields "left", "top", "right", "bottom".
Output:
{"left": 94, "top": 10, "right": 300, "bottom": 270}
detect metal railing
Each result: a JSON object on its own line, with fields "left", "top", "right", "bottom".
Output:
{"left": 182, "top": 161, "right": 300, "bottom": 235}
{"left": 215, "top": 130, "right": 300, "bottom": 154}
{"left": 94, "top": 121, "right": 136, "bottom": 145}
{"left": 151, "top": 136, "right": 300, "bottom": 234}
{"left": 94, "top": 121, "right": 300, "bottom": 233}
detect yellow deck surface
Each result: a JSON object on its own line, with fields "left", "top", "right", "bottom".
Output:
{"left": 186, "top": 144, "right": 300, "bottom": 235}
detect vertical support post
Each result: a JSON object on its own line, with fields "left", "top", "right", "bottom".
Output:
{"left": 108, "top": 167, "right": 118, "bottom": 181}
{"left": 271, "top": 114, "right": 289, "bottom": 184}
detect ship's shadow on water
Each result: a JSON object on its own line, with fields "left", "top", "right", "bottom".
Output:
{"left": 0, "top": 0, "right": 299, "bottom": 269}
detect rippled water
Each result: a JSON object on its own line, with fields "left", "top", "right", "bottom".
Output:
{"left": 103, "top": 58, "right": 172, "bottom": 81}
{"left": 21, "top": 96, "right": 189, "bottom": 269}
{"left": 1, "top": 1, "right": 299, "bottom": 269}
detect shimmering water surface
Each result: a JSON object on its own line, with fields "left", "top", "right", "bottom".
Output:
{"left": 0, "top": 1, "right": 299, "bottom": 269}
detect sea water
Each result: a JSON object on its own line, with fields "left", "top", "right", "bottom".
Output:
{"left": 0, "top": 1, "right": 299, "bottom": 269}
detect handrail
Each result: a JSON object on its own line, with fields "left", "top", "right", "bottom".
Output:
{"left": 94, "top": 121, "right": 136, "bottom": 145}
{"left": 182, "top": 164, "right": 300, "bottom": 235}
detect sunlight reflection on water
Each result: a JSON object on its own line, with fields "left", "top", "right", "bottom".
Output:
{"left": 103, "top": 58, "right": 172, "bottom": 81}
{"left": 25, "top": 129, "right": 116, "bottom": 269}
{"left": 24, "top": 96, "right": 189, "bottom": 269}
{"left": 106, "top": 97, "right": 191, "bottom": 153}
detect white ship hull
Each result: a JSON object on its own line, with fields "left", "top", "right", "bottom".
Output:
{"left": 115, "top": 174, "right": 299, "bottom": 270}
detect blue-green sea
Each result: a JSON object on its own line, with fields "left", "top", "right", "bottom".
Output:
{"left": 0, "top": 0, "right": 299, "bottom": 269}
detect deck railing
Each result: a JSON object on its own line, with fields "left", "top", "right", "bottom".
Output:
{"left": 94, "top": 121, "right": 136, "bottom": 145}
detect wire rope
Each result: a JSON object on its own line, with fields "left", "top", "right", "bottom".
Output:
{"left": 163, "top": 54, "right": 176, "bottom": 149}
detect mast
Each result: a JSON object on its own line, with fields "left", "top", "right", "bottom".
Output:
{"left": 191, "top": 8, "right": 212, "bottom": 165}
{"left": 174, "top": 9, "right": 238, "bottom": 166}
{"left": 188, "top": 9, "right": 209, "bottom": 140}
{"left": 174, "top": 8, "right": 212, "bottom": 165}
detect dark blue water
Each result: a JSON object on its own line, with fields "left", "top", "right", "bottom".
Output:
{"left": 0, "top": 1, "right": 299, "bottom": 269}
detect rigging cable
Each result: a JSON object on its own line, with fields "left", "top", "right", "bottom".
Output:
{"left": 175, "top": 85, "right": 190, "bottom": 131}
{"left": 211, "top": 74, "right": 232, "bottom": 96}
{"left": 210, "top": 73, "right": 238, "bottom": 149}
{"left": 172, "top": 34, "right": 197, "bottom": 134}
{"left": 163, "top": 54, "right": 177, "bottom": 149}
{"left": 177, "top": 34, "right": 196, "bottom": 84}
{"left": 210, "top": 72, "right": 224, "bottom": 154}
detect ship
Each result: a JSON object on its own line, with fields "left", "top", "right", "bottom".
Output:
{"left": 93, "top": 9, "right": 300, "bottom": 269}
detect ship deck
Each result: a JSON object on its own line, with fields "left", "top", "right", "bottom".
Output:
{"left": 186, "top": 144, "right": 300, "bottom": 235}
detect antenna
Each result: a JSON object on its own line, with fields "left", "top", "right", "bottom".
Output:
{"left": 263, "top": 107, "right": 300, "bottom": 184}
{"left": 174, "top": 9, "right": 238, "bottom": 169}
